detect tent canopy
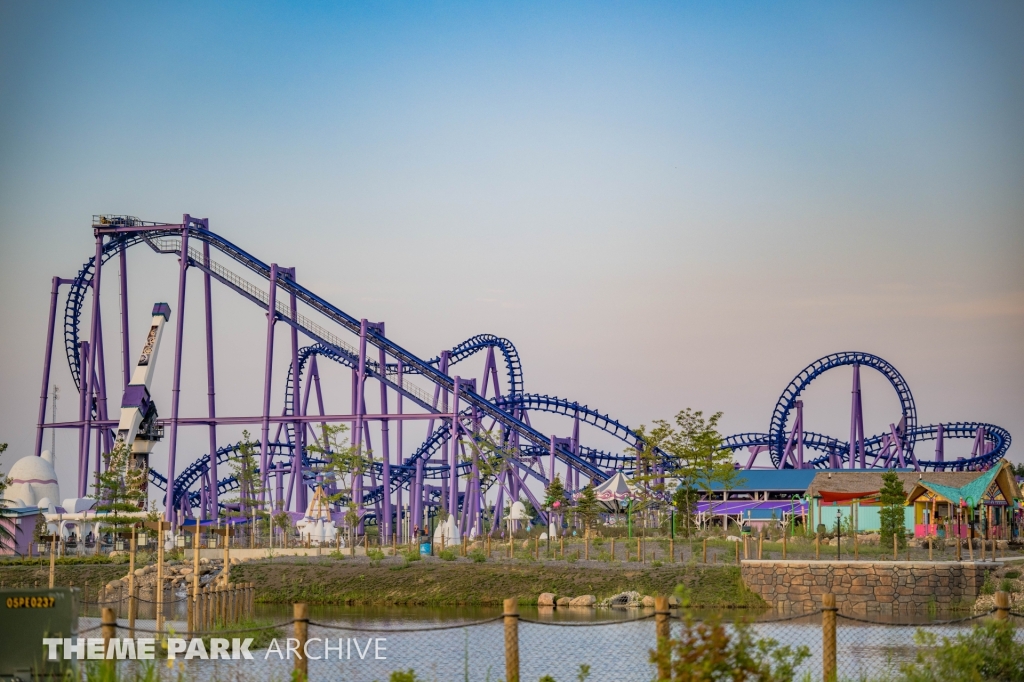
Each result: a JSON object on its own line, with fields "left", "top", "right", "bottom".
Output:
{"left": 593, "top": 472, "right": 634, "bottom": 511}
{"left": 907, "top": 461, "right": 1021, "bottom": 506}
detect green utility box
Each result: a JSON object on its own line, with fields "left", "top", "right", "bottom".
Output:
{"left": 0, "top": 587, "right": 78, "bottom": 682}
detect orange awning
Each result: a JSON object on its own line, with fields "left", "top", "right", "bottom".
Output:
{"left": 818, "top": 490, "right": 879, "bottom": 503}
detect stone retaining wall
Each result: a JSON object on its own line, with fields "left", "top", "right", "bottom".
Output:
{"left": 741, "top": 560, "right": 1000, "bottom": 613}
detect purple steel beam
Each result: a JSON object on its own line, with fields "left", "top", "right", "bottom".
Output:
{"left": 378, "top": 331, "right": 392, "bottom": 541}
{"left": 202, "top": 240, "right": 219, "bottom": 519}
{"left": 77, "top": 341, "right": 89, "bottom": 496}
{"left": 46, "top": 412, "right": 455, "bottom": 429}
{"left": 413, "top": 456, "right": 424, "bottom": 533}
{"left": 78, "top": 236, "right": 104, "bottom": 497}
{"left": 449, "top": 376, "right": 462, "bottom": 520}
{"left": 164, "top": 222, "right": 191, "bottom": 524}
{"left": 396, "top": 359, "right": 404, "bottom": 540}
{"left": 91, "top": 361, "right": 102, "bottom": 492}
{"left": 119, "top": 244, "right": 130, "bottom": 390}
{"left": 282, "top": 269, "right": 304, "bottom": 513}
{"left": 94, "top": 301, "right": 112, "bottom": 455}
{"left": 34, "top": 277, "right": 62, "bottom": 457}
{"left": 935, "top": 423, "right": 944, "bottom": 462}
{"left": 259, "top": 263, "right": 279, "bottom": 507}
{"left": 849, "top": 363, "right": 865, "bottom": 469}
{"left": 354, "top": 319, "right": 368, "bottom": 532}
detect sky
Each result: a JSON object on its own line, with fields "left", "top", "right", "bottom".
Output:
{"left": 0, "top": 1, "right": 1022, "bottom": 503}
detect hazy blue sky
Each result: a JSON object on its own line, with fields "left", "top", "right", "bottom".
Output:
{"left": 1, "top": 2, "right": 1022, "bottom": 498}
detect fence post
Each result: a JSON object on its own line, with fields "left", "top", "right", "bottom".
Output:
{"left": 782, "top": 533, "right": 787, "bottom": 560}
{"left": 654, "top": 595, "right": 671, "bottom": 681}
{"left": 294, "top": 602, "right": 308, "bottom": 681}
{"left": 893, "top": 534, "right": 898, "bottom": 560}
{"left": 585, "top": 537, "right": 589, "bottom": 561}
{"left": 128, "top": 581, "right": 138, "bottom": 639}
{"left": 702, "top": 538, "right": 707, "bottom": 563}
{"left": 995, "top": 591, "right": 1010, "bottom": 620}
{"left": 49, "top": 535, "right": 57, "bottom": 588}
{"left": 822, "top": 593, "right": 837, "bottom": 682}
{"left": 503, "top": 598, "right": 520, "bottom": 682}
{"left": 669, "top": 537, "right": 673, "bottom": 563}
{"left": 101, "top": 607, "right": 116, "bottom": 659}
{"left": 815, "top": 532, "right": 820, "bottom": 560}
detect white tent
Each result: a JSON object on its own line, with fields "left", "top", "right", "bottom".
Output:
{"left": 592, "top": 472, "right": 635, "bottom": 512}
{"left": 433, "top": 513, "right": 460, "bottom": 546}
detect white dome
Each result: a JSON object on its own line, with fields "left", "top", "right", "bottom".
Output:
{"left": 4, "top": 454, "right": 60, "bottom": 510}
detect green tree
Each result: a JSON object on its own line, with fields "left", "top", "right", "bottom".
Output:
{"left": 305, "top": 423, "right": 373, "bottom": 538}
{"left": 879, "top": 470, "right": 908, "bottom": 550}
{"left": 93, "top": 441, "right": 147, "bottom": 538}
{"left": 575, "top": 484, "right": 600, "bottom": 533}
{"left": 672, "top": 483, "right": 700, "bottom": 538}
{"left": 224, "top": 431, "right": 266, "bottom": 524}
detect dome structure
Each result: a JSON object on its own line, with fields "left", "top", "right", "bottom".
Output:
{"left": 3, "top": 451, "right": 60, "bottom": 509}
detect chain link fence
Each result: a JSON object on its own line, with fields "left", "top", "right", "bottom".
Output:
{"left": 71, "top": 593, "right": 1024, "bottom": 682}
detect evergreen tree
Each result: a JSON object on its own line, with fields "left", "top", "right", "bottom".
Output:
{"left": 575, "top": 484, "right": 600, "bottom": 533}
{"left": 879, "top": 470, "right": 907, "bottom": 550}
{"left": 93, "top": 441, "right": 147, "bottom": 538}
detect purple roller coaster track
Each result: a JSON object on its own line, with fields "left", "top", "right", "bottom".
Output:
{"left": 32, "top": 215, "right": 1012, "bottom": 536}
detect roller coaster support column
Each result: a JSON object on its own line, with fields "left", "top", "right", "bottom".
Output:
{"left": 78, "top": 236, "right": 104, "bottom": 497}
{"left": 35, "top": 277, "right": 63, "bottom": 458}
{"left": 259, "top": 263, "right": 279, "bottom": 508}
{"left": 283, "top": 268, "right": 304, "bottom": 513}
{"left": 202, "top": 240, "right": 219, "bottom": 520}
{"left": 935, "top": 424, "right": 944, "bottom": 463}
{"left": 396, "top": 360, "right": 404, "bottom": 541}
{"left": 76, "top": 341, "right": 89, "bottom": 495}
{"left": 413, "top": 456, "right": 424, "bottom": 534}
{"left": 119, "top": 242, "right": 130, "bottom": 390}
{"left": 378, "top": 331, "right": 392, "bottom": 541}
{"left": 849, "top": 364, "right": 865, "bottom": 469}
{"left": 94, "top": 303, "right": 112, "bottom": 456}
{"left": 549, "top": 435, "right": 556, "bottom": 486}
{"left": 354, "top": 319, "right": 368, "bottom": 533}
{"left": 164, "top": 221, "right": 191, "bottom": 524}
{"left": 449, "top": 376, "right": 462, "bottom": 522}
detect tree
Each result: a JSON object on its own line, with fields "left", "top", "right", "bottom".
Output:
{"left": 306, "top": 423, "right": 373, "bottom": 539}
{"left": 225, "top": 431, "right": 265, "bottom": 521}
{"left": 879, "top": 470, "right": 907, "bottom": 550}
{"left": 576, "top": 484, "right": 600, "bottom": 534}
{"left": 93, "top": 441, "right": 147, "bottom": 539}
{"left": 633, "top": 409, "right": 744, "bottom": 535}
{"left": 672, "top": 483, "right": 700, "bottom": 538}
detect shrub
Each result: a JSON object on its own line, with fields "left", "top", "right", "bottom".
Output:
{"left": 403, "top": 549, "right": 422, "bottom": 562}
{"left": 567, "top": 555, "right": 578, "bottom": 564}
{"left": 438, "top": 549, "right": 457, "bottom": 561}
{"left": 1005, "top": 571, "right": 1020, "bottom": 580}
{"left": 652, "top": 560, "right": 663, "bottom": 568}
{"left": 389, "top": 670, "right": 421, "bottom": 682}
{"left": 898, "top": 620, "right": 1024, "bottom": 682}
{"left": 366, "top": 548, "right": 385, "bottom": 563}
{"left": 651, "top": 611, "right": 810, "bottom": 681}
{"left": 1000, "top": 578, "right": 1018, "bottom": 594}
{"left": 468, "top": 550, "right": 487, "bottom": 563}
{"left": 981, "top": 576, "right": 996, "bottom": 595}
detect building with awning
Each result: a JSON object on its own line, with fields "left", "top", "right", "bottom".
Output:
{"left": 905, "top": 460, "right": 1020, "bottom": 539}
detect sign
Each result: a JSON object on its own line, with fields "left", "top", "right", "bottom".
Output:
{"left": 0, "top": 587, "right": 78, "bottom": 682}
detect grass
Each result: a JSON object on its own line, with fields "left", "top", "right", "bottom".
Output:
{"left": 232, "top": 558, "right": 764, "bottom": 607}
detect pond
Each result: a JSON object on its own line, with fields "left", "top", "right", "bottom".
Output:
{"left": 78, "top": 601, "right": 1001, "bottom": 681}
